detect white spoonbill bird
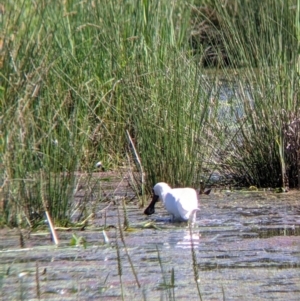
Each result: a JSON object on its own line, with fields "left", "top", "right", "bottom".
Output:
{"left": 144, "top": 182, "right": 199, "bottom": 222}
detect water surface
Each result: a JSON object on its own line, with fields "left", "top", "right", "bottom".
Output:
{"left": 0, "top": 176, "right": 299, "bottom": 300}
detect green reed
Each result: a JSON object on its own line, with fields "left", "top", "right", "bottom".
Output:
{"left": 1, "top": 0, "right": 300, "bottom": 226}
{"left": 1, "top": 0, "right": 212, "bottom": 225}
{"left": 196, "top": 0, "right": 300, "bottom": 188}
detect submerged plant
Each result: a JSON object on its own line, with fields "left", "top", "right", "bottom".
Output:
{"left": 156, "top": 245, "right": 176, "bottom": 301}
{"left": 117, "top": 207, "right": 141, "bottom": 288}
{"left": 189, "top": 225, "right": 202, "bottom": 301}
{"left": 70, "top": 233, "right": 87, "bottom": 248}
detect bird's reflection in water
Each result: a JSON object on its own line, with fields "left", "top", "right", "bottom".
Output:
{"left": 163, "top": 230, "right": 201, "bottom": 249}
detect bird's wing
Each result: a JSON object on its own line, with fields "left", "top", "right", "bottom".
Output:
{"left": 176, "top": 188, "right": 198, "bottom": 220}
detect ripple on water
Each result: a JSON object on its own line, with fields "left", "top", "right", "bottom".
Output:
{"left": 0, "top": 190, "right": 300, "bottom": 300}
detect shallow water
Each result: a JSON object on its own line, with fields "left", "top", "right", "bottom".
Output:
{"left": 0, "top": 177, "right": 300, "bottom": 301}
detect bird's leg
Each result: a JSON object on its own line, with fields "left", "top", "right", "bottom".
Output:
{"left": 169, "top": 215, "right": 175, "bottom": 222}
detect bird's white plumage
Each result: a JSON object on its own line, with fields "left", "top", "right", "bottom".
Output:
{"left": 152, "top": 182, "right": 199, "bottom": 222}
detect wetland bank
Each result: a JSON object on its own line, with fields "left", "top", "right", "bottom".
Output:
{"left": 1, "top": 0, "right": 300, "bottom": 299}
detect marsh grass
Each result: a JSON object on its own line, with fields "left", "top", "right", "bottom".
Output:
{"left": 117, "top": 207, "right": 141, "bottom": 289}
{"left": 1, "top": 0, "right": 300, "bottom": 228}
{"left": 1, "top": 0, "right": 213, "bottom": 226}
{"left": 115, "top": 235, "right": 125, "bottom": 301}
{"left": 189, "top": 224, "right": 203, "bottom": 301}
{"left": 205, "top": 0, "right": 300, "bottom": 187}
{"left": 35, "top": 261, "right": 41, "bottom": 301}
{"left": 156, "top": 245, "right": 176, "bottom": 301}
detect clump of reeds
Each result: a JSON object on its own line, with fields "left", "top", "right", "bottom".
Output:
{"left": 2, "top": 0, "right": 300, "bottom": 226}
{"left": 0, "top": 0, "right": 212, "bottom": 226}
{"left": 191, "top": 0, "right": 300, "bottom": 189}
